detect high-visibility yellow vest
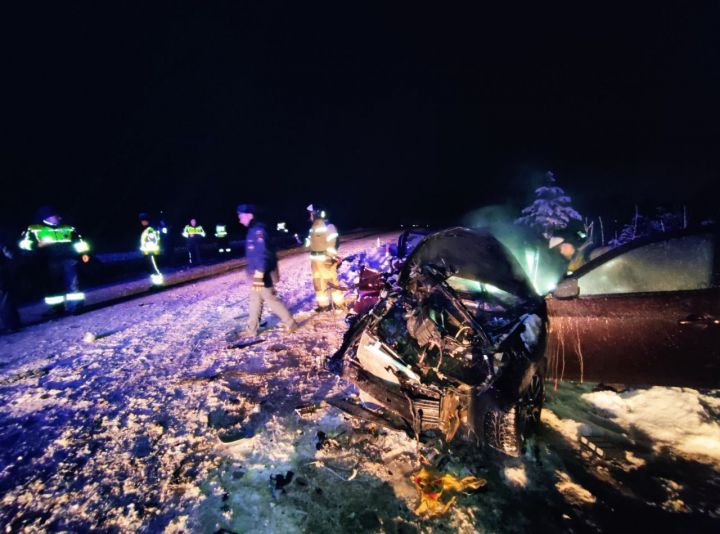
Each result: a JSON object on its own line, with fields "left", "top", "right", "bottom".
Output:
{"left": 19, "top": 223, "right": 89, "bottom": 254}
{"left": 140, "top": 226, "right": 161, "bottom": 255}
{"left": 182, "top": 225, "right": 206, "bottom": 238}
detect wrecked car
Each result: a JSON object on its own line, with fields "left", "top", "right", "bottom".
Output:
{"left": 330, "top": 226, "right": 720, "bottom": 456}
{"left": 546, "top": 226, "right": 720, "bottom": 389}
{"left": 330, "top": 228, "right": 547, "bottom": 457}
{"left": 349, "top": 227, "right": 434, "bottom": 316}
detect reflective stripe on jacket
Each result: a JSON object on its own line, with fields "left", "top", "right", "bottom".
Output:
{"left": 19, "top": 223, "right": 88, "bottom": 256}
{"left": 182, "top": 225, "right": 206, "bottom": 238}
{"left": 140, "top": 226, "right": 161, "bottom": 255}
{"left": 307, "top": 218, "right": 339, "bottom": 257}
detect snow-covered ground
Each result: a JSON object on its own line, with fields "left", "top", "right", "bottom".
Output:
{"left": 1, "top": 234, "right": 719, "bottom": 533}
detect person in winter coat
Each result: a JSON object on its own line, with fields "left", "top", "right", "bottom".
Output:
{"left": 214, "top": 223, "right": 231, "bottom": 254}
{"left": 182, "top": 218, "right": 206, "bottom": 265}
{"left": 139, "top": 212, "right": 164, "bottom": 285}
{"left": 0, "top": 229, "right": 21, "bottom": 333}
{"left": 235, "top": 204, "right": 297, "bottom": 338}
{"left": 18, "top": 206, "right": 89, "bottom": 313}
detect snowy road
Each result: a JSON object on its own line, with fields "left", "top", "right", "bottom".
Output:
{"left": 1, "top": 233, "right": 719, "bottom": 533}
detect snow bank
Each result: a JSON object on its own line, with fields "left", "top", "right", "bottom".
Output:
{"left": 582, "top": 387, "right": 720, "bottom": 465}
{"left": 541, "top": 407, "right": 589, "bottom": 444}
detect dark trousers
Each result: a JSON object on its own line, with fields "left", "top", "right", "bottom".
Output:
{"left": 0, "top": 262, "right": 20, "bottom": 331}
{"left": 216, "top": 237, "right": 230, "bottom": 253}
{"left": 47, "top": 258, "right": 82, "bottom": 311}
{"left": 187, "top": 238, "right": 202, "bottom": 264}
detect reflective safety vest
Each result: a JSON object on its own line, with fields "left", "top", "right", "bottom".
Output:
{"left": 182, "top": 225, "right": 206, "bottom": 238}
{"left": 306, "top": 218, "right": 339, "bottom": 258}
{"left": 19, "top": 223, "right": 89, "bottom": 254}
{"left": 214, "top": 224, "right": 227, "bottom": 238}
{"left": 140, "top": 226, "right": 161, "bottom": 255}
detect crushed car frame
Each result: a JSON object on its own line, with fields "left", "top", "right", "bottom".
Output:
{"left": 329, "top": 226, "right": 720, "bottom": 456}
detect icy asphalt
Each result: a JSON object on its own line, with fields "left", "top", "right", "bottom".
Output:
{"left": 1, "top": 233, "right": 720, "bottom": 533}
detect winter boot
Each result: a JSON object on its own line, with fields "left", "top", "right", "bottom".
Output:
{"left": 286, "top": 320, "right": 299, "bottom": 333}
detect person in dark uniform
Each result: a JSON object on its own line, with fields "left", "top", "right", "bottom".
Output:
{"left": 182, "top": 218, "right": 206, "bottom": 265}
{"left": 0, "top": 229, "right": 20, "bottom": 333}
{"left": 233, "top": 204, "right": 297, "bottom": 339}
{"left": 19, "top": 206, "right": 89, "bottom": 313}
{"left": 214, "top": 223, "right": 231, "bottom": 254}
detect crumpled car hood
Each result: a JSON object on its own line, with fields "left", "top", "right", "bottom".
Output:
{"left": 329, "top": 227, "right": 546, "bottom": 451}
{"left": 400, "top": 227, "right": 537, "bottom": 301}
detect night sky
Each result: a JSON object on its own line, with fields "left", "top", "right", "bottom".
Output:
{"left": 2, "top": 2, "right": 719, "bottom": 249}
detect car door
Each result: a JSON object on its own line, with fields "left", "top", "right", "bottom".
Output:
{"left": 545, "top": 231, "right": 720, "bottom": 388}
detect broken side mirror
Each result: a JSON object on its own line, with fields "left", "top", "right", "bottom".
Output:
{"left": 552, "top": 278, "right": 579, "bottom": 299}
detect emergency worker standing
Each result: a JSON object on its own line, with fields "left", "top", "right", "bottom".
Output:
{"left": 214, "top": 223, "right": 231, "bottom": 254}
{"left": 548, "top": 230, "right": 590, "bottom": 276}
{"left": 182, "top": 218, "right": 206, "bottom": 265}
{"left": 139, "top": 213, "right": 164, "bottom": 285}
{"left": 305, "top": 204, "right": 344, "bottom": 311}
{"left": 0, "top": 230, "right": 20, "bottom": 332}
{"left": 18, "top": 206, "right": 89, "bottom": 313}
{"left": 235, "top": 204, "right": 297, "bottom": 338}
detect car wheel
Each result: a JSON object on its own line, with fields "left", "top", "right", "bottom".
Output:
{"left": 518, "top": 372, "right": 545, "bottom": 435}
{"left": 483, "top": 371, "right": 545, "bottom": 457}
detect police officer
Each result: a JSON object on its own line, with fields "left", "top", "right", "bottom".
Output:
{"left": 234, "top": 204, "right": 297, "bottom": 338}
{"left": 214, "top": 223, "right": 231, "bottom": 254}
{"left": 305, "top": 204, "right": 344, "bottom": 312}
{"left": 182, "top": 218, "right": 206, "bottom": 265}
{"left": 139, "top": 212, "right": 164, "bottom": 285}
{"left": 19, "top": 206, "right": 89, "bottom": 313}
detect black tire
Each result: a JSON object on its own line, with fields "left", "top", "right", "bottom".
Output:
{"left": 484, "top": 405, "right": 523, "bottom": 457}
{"left": 483, "top": 372, "right": 545, "bottom": 457}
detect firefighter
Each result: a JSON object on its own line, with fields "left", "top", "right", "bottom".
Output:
{"left": 214, "top": 223, "right": 231, "bottom": 254}
{"left": 234, "top": 204, "right": 297, "bottom": 338}
{"left": 18, "top": 206, "right": 89, "bottom": 313}
{"left": 139, "top": 212, "right": 164, "bottom": 285}
{"left": 182, "top": 218, "right": 206, "bottom": 265}
{"left": 305, "top": 204, "right": 344, "bottom": 312}
{"left": 548, "top": 229, "right": 590, "bottom": 276}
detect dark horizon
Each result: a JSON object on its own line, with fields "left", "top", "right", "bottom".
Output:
{"left": 2, "top": 3, "right": 719, "bottom": 249}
